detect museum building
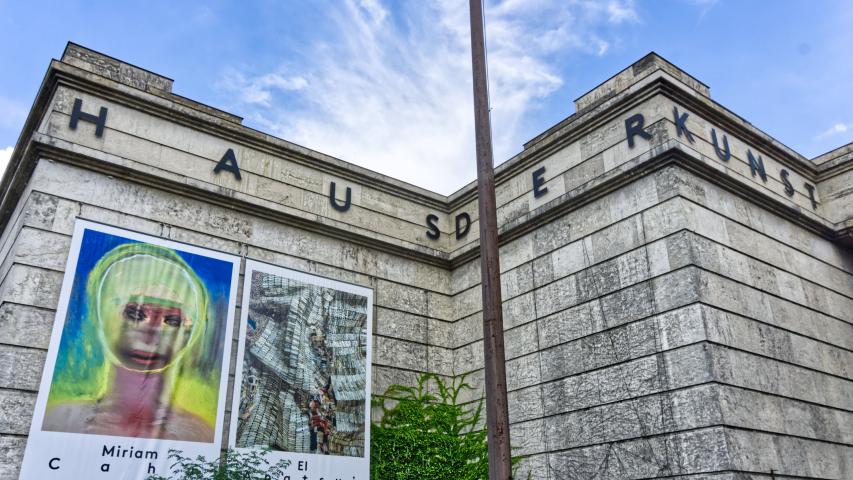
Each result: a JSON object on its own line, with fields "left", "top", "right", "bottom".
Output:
{"left": 0, "top": 43, "right": 850, "bottom": 479}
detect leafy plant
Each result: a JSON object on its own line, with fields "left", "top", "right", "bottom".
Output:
{"left": 371, "top": 373, "right": 524, "bottom": 480}
{"left": 147, "top": 448, "right": 291, "bottom": 480}
{"left": 149, "top": 374, "right": 526, "bottom": 480}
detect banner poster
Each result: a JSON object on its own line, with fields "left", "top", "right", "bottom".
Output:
{"left": 229, "top": 260, "right": 373, "bottom": 480}
{"left": 19, "top": 220, "right": 240, "bottom": 479}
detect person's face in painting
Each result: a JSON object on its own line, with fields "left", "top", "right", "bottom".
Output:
{"left": 98, "top": 253, "right": 201, "bottom": 373}
{"left": 113, "top": 298, "right": 193, "bottom": 370}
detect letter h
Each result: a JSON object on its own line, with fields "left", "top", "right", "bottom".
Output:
{"left": 69, "top": 98, "right": 108, "bottom": 137}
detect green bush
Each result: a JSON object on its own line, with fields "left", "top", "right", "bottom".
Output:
{"left": 147, "top": 448, "right": 291, "bottom": 480}
{"left": 371, "top": 373, "right": 522, "bottom": 480}
{"left": 149, "top": 373, "right": 523, "bottom": 479}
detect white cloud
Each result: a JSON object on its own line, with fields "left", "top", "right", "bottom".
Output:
{"left": 217, "top": 0, "right": 637, "bottom": 194}
{"left": 217, "top": 70, "right": 307, "bottom": 108}
{"left": 0, "top": 146, "right": 13, "bottom": 176}
{"left": 816, "top": 122, "right": 850, "bottom": 140}
{"left": 606, "top": 0, "right": 639, "bottom": 23}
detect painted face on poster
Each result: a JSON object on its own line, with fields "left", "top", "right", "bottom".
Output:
{"left": 228, "top": 260, "right": 374, "bottom": 480}
{"left": 19, "top": 220, "right": 240, "bottom": 479}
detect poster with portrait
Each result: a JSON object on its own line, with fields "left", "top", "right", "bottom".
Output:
{"left": 228, "top": 260, "right": 373, "bottom": 479}
{"left": 19, "top": 220, "right": 240, "bottom": 479}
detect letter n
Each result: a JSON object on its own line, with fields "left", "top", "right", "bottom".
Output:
{"left": 747, "top": 150, "right": 767, "bottom": 182}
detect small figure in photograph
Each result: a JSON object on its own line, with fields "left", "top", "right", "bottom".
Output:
{"left": 308, "top": 399, "right": 331, "bottom": 454}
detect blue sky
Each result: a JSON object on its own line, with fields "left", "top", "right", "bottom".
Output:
{"left": 1, "top": 0, "right": 851, "bottom": 194}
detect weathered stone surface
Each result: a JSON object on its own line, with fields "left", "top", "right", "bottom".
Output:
{"left": 0, "top": 389, "right": 36, "bottom": 434}
{"left": 725, "top": 429, "right": 852, "bottom": 479}
{"left": 666, "top": 229, "right": 852, "bottom": 310}
{"left": 0, "top": 303, "right": 54, "bottom": 350}
{"left": 0, "top": 345, "right": 46, "bottom": 391}
{"left": 508, "top": 385, "right": 544, "bottom": 423}
{"left": 709, "top": 344, "right": 853, "bottom": 411}
{"left": 453, "top": 340, "right": 482, "bottom": 376}
{"left": 505, "top": 321, "right": 540, "bottom": 360}
{"left": 697, "top": 269, "right": 852, "bottom": 350}
{"left": 547, "top": 427, "right": 730, "bottom": 479}
{"left": 372, "top": 336, "right": 428, "bottom": 372}
{"left": 503, "top": 291, "right": 537, "bottom": 329}
{"left": 506, "top": 353, "right": 541, "bottom": 391}
{"left": 539, "top": 316, "right": 659, "bottom": 382}
{"left": 513, "top": 453, "right": 549, "bottom": 480}
{"left": 545, "top": 384, "right": 721, "bottom": 451}
{"left": 427, "top": 318, "right": 454, "bottom": 348}
{"left": 703, "top": 307, "right": 852, "bottom": 378}
{"left": 7, "top": 227, "right": 70, "bottom": 271}
{"left": 543, "top": 343, "right": 713, "bottom": 416}
{"left": 21, "top": 190, "right": 81, "bottom": 235}
{"left": 718, "top": 385, "right": 853, "bottom": 444}
{"left": 427, "top": 345, "right": 454, "bottom": 377}
{"left": 374, "top": 307, "right": 428, "bottom": 344}
{"left": 511, "top": 418, "right": 546, "bottom": 456}
{"left": 501, "top": 262, "right": 535, "bottom": 300}
{"left": 0, "top": 436, "right": 26, "bottom": 480}
{"left": 372, "top": 365, "right": 420, "bottom": 398}
{"left": 537, "top": 299, "right": 606, "bottom": 349}
{"left": 0, "top": 265, "right": 63, "bottom": 310}
{"left": 375, "top": 279, "right": 429, "bottom": 317}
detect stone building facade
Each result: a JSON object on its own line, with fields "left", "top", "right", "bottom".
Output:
{"left": 0, "top": 43, "right": 850, "bottom": 479}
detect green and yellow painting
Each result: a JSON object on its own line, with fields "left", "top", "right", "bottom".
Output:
{"left": 41, "top": 227, "right": 235, "bottom": 443}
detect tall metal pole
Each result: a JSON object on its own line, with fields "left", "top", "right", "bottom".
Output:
{"left": 468, "top": 0, "right": 512, "bottom": 478}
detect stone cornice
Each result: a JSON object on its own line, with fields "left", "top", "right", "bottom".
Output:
{"left": 450, "top": 140, "right": 847, "bottom": 267}
{"left": 25, "top": 139, "right": 455, "bottom": 269}
{"left": 1, "top": 50, "right": 849, "bottom": 263}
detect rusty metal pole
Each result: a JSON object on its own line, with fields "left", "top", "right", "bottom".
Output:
{"left": 468, "top": 0, "right": 512, "bottom": 478}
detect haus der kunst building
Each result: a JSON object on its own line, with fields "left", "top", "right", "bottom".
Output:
{"left": 0, "top": 44, "right": 850, "bottom": 479}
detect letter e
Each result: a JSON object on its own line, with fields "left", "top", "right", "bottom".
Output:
{"left": 532, "top": 166, "right": 548, "bottom": 198}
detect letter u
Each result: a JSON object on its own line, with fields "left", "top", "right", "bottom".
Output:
{"left": 711, "top": 128, "right": 731, "bottom": 162}
{"left": 329, "top": 182, "right": 352, "bottom": 212}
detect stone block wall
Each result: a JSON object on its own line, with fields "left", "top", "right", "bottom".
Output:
{"left": 451, "top": 165, "right": 852, "bottom": 479}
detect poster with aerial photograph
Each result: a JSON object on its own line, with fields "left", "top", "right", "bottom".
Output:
{"left": 18, "top": 220, "right": 240, "bottom": 479}
{"left": 229, "top": 260, "right": 373, "bottom": 479}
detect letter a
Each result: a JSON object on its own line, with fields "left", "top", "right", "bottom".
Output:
{"left": 214, "top": 148, "right": 242, "bottom": 180}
